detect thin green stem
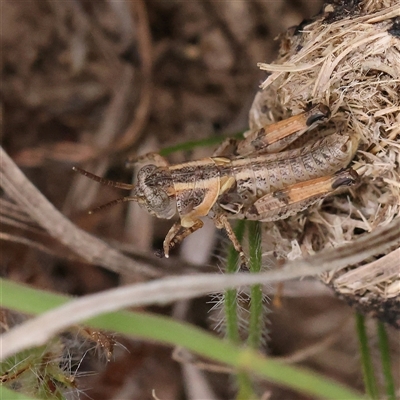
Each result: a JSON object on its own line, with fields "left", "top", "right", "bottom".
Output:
{"left": 355, "top": 313, "right": 379, "bottom": 399}
{"left": 224, "top": 220, "right": 254, "bottom": 398}
{"left": 247, "top": 221, "right": 263, "bottom": 350}
{"left": 224, "top": 287, "right": 240, "bottom": 344}
{"left": 224, "top": 220, "right": 246, "bottom": 344}
{"left": 376, "top": 321, "right": 396, "bottom": 400}
{"left": 236, "top": 372, "right": 258, "bottom": 400}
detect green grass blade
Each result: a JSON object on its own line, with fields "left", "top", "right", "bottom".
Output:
{"left": 1, "top": 278, "right": 365, "bottom": 400}
{"left": 86, "top": 312, "right": 369, "bottom": 400}
{"left": 355, "top": 313, "right": 379, "bottom": 399}
{"left": 376, "top": 321, "right": 396, "bottom": 400}
{"left": 224, "top": 221, "right": 252, "bottom": 397}
{"left": 0, "top": 387, "right": 38, "bottom": 400}
{"left": 159, "top": 132, "right": 244, "bottom": 156}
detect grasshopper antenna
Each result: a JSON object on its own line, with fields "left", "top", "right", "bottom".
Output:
{"left": 88, "top": 196, "right": 139, "bottom": 214}
{"left": 72, "top": 167, "right": 139, "bottom": 213}
{"left": 72, "top": 167, "right": 134, "bottom": 190}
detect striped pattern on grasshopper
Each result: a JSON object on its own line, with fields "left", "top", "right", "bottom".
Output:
{"left": 73, "top": 104, "right": 359, "bottom": 265}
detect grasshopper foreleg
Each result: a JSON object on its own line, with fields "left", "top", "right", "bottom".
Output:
{"left": 213, "top": 214, "right": 247, "bottom": 267}
{"left": 160, "top": 219, "right": 204, "bottom": 258}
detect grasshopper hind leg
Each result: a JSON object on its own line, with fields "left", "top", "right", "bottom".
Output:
{"left": 245, "top": 168, "right": 359, "bottom": 221}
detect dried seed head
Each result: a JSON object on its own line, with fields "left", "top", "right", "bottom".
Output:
{"left": 251, "top": 1, "right": 400, "bottom": 326}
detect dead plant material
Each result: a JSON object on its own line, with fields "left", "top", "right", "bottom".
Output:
{"left": 111, "top": 0, "right": 153, "bottom": 154}
{"left": 251, "top": 1, "right": 400, "bottom": 327}
{"left": 0, "top": 146, "right": 161, "bottom": 278}
{"left": 2, "top": 217, "right": 399, "bottom": 361}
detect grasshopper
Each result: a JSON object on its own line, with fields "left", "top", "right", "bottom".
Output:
{"left": 73, "top": 104, "right": 359, "bottom": 265}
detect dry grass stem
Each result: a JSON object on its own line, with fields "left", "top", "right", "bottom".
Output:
{"left": 0, "top": 146, "right": 161, "bottom": 278}
{"left": 1, "top": 216, "right": 398, "bottom": 360}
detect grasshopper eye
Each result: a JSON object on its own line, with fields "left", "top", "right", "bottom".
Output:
{"left": 144, "top": 188, "right": 175, "bottom": 219}
{"left": 136, "top": 164, "right": 175, "bottom": 219}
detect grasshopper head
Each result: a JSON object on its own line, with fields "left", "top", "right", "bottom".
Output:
{"left": 134, "top": 165, "right": 176, "bottom": 219}
{"left": 72, "top": 165, "right": 176, "bottom": 219}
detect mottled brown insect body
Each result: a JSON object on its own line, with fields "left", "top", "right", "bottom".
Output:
{"left": 73, "top": 104, "right": 359, "bottom": 264}
{"left": 217, "top": 133, "right": 359, "bottom": 221}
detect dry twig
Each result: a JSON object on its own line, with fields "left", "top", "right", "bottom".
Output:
{"left": 0, "top": 146, "right": 161, "bottom": 278}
